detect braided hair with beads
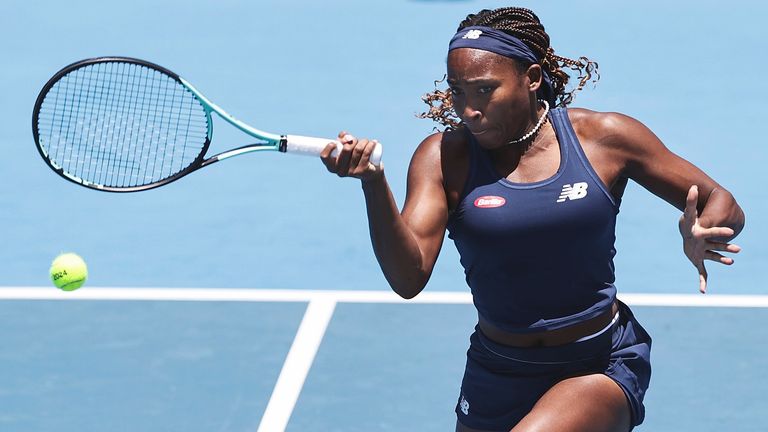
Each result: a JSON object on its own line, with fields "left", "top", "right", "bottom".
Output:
{"left": 420, "top": 7, "right": 598, "bottom": 129}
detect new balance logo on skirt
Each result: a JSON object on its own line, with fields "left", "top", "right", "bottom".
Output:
{"left": 557, "top": 182, "right": 588, "bottom": 203}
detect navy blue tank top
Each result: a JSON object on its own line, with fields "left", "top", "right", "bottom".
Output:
{"left": 446, "top": 107, "right": 619, "bottom": 333}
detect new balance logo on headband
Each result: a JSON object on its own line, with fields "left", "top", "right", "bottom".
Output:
{"left": 463, "top": 30, "right": 483, "bottom": 40}
{"left": 557, "top": 182, "right": 588, "bottom": 203}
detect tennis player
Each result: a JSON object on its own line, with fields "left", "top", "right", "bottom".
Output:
{"left": 321, "top": 7, "right": 744, "bottom": 432}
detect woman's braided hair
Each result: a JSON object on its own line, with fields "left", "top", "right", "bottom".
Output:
{"left": 419, "top": 7, "right": 599, "bottom": 129}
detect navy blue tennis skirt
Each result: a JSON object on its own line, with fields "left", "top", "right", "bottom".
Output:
{"left": 456, "top": 301, "right": 652, "bottom": 431}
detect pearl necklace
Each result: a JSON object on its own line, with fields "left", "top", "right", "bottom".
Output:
{"left": 508, "top": 99, "right": 550, "bottom": 145}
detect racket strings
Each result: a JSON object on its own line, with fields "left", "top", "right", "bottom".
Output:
{"left": 36, "top": 61, "right": 209, "bottom": 188}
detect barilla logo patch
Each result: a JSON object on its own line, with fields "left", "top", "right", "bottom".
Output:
{"left": 474, "top": 196, "right": 506, "bottom": 208}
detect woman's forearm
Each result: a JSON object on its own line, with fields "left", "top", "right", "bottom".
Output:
{"left": 361, "top": 175, "right": 429, "bottom": 298}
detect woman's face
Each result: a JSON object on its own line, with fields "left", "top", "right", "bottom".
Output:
{"left": 447, "top": 48, "right": 539, "bottom": 150}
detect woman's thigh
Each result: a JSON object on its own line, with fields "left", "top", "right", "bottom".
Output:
{"left": 456, "top": 373, "right": 630, "bottom": 432}
{"left": 510, "top": 373, "right": 631, "bottom": 432}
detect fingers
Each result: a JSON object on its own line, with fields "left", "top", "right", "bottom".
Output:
{"left": 320, "top": 141, "right": 338, "bottom": 171}
{"left": 683, "top": 185, "right": 699, "bottom": 223}
{"left": 679, "top": 185, "right": 699, "bottom": 238}
{"left": 703, "top": 238, "right": 740, "bottom": 264}
{"left": 321, "top": 132, "right": 356, "bottom": 176}
{"left": 360, "top": 139, "right": 379, "bottom": 171}
{"left": 698, "top": 263, "right": 708, "bottom": 294}
{"left": 335, "top": 134, "right": 356, "bottom": 176}
{"left": 685, "top": 185, "right": 698, "bottom": 212}
{"left": 707, "top": 241, "right": 742, "bottom": 254}
{"left": 324, "top": 132, "right": 381, "bottom": 180}
{"left": 690, "top": 241, "right": 740, "bottom": 294}
{"left": 678, "top": 185, "right": 741, "bottom": 294}
{"left": 697, "top": 226, "right": 735, "bottom": 239}
{"left": 348, "top": 136, "right": 369, "bottom": 173}
{"left": 703, "top": 250, "right": 735, "bottom": 265}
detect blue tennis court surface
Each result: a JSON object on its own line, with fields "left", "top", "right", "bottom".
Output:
{"left": 1, "top": 0, "right": 766, "bottom": 430}
{"left": 0, "top": 298, "right": 305, "bottom": 430}
{"left": 0, "top": 289, "right": 766, "bottom": 431}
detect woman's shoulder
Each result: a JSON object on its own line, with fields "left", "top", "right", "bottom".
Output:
{"left": 564, "top": 107, "right": 649, "bottom": 149}
{"left": 413, "top": 128, "right": 470, "bottom": 162}
{"left": 417, "top": 127, "right": 468, "bottom": 147}
{"left": 410, "top": 128, "right": 470, "bottom": 202}
{"left": 565, "top": 107, "right": 631, "bottom": 132}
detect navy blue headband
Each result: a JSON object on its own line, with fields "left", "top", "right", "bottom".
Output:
{"left": 449, "top": 26, "right": 555, "bottom": 105}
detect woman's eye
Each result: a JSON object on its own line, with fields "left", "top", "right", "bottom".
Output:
{"left": 478, "top": 86, "right": 493, "bottom": 94}
{"left": 449, "top": 88, "right": 463, "bottom": 96}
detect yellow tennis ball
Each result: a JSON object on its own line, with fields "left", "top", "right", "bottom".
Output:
{"left": 50, "top": 253, "right": 88, "bottom": 291}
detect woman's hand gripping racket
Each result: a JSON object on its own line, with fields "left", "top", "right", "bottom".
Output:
{"left": 32, "top": 57, "right": 382, "bottom": 192}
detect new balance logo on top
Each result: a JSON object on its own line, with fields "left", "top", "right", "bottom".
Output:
{"left": 557, "top": 182, "right": 588, "bottom": 203}
{"left": 463, "top": 30, "right": 483, "bottom": 40}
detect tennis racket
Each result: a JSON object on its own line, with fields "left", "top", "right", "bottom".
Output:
{"left": 32, "top": 57, "right": 382, "bottom": 192}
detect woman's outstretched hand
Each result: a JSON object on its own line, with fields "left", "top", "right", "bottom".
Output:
{"left": 679, "top": 185, "right": 742, "bottom": 293}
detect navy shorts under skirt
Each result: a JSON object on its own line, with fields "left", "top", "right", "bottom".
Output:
{"left": 456, "top": 301, "right": 651, "bottom": 431}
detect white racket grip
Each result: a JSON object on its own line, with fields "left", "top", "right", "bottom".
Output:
{"left": 284, "top": 134, "right": 382, "bottom": 166}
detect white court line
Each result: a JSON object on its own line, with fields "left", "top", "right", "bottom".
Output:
{"left": 257, "top": 298, "right": 336, "bottom": 432}
{"left": 1, "top": 287, "right": 768, "bottom": 307}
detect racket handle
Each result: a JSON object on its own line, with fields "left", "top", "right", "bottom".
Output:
{"left": 284, "top": 135, "right": 383, "bottom": 166}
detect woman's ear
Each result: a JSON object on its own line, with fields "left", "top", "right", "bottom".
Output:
{"left": 525, "top": 64, "right": 543, "bottom": 93}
